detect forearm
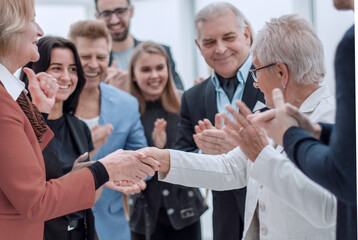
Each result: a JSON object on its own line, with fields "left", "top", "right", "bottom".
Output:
{"left": 159, "top": 147, "right": 247, "bottom": 190}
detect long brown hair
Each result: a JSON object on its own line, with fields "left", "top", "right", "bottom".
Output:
{"left": 129, "top": 41, "right": 181, "bottom": 114}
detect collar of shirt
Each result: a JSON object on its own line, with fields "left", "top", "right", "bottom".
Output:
{"left": 299, "top": 85, "right": 332, "bottom": 114}
{"left": 0, "top": 63, "right": 26, "bottom": 101}
{"left": 211, "top": 54, "right": 252, "bottom": 92}
{"left": 211, "top": 55, "right": 252, "bottom": 115}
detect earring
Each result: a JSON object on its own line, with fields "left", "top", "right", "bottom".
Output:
{"left": 281, "top": 82, "right": 286, "bottom": 89}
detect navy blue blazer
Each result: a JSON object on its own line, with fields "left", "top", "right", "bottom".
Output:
{"left": 283, "top": 25, "right": 356, "bottom": 240}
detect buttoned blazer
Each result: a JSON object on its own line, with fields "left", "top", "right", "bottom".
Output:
{"left": 161, "top": 86, "right": 337, "bottom": 239}
{"left": 91, "top": 82, "right": 147, "bottom": 240}
{"left": 0, "top": 84, "right": 95, "bottom": 240}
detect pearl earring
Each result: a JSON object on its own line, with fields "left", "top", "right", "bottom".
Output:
{"left": 281, "top": 82, "right": 286, "bottom": 89}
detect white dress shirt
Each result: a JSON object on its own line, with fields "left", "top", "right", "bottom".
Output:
{"left": 0, "top": 63, "right": 25, "bottom": 101}
{"left": 160, "top": 86, "right": 337, "bottom": 239}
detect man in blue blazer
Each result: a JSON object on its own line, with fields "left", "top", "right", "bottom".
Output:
{"left": 175, "top": 3, "right": 265, "bottom": 240}
{"left": 69, "top": 20, "right": 147, "bottom": 240}
{"left": 249, "top": 0, "right": 356, "bottom": 239}
{"left": 95, "top": 0, "right": 184, "bottom": 91}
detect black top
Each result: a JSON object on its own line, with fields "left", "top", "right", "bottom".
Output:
{"left": 47, "top": 115, "right": 93, "bottom": 174}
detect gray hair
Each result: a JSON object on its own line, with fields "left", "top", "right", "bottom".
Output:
{"left": 194, "top": 2, "right": 254, "bottom": 43}
{"left": 251, "top": 14, "right": 326, "bottom": 85}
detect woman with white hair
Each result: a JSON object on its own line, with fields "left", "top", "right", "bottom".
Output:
{"left": 141, "top": 14, "right": 337, "bottom": 239}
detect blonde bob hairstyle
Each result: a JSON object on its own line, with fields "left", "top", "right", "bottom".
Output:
{"left": 251, "top": 14, "right": 326, "bottom": 85}
{"left": 0, "top": 0, "right": 35, "bottom": 56}
{"left": 129, "top": 41, "right": 181, "bottom": 115}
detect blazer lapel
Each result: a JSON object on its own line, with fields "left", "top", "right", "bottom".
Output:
{"left": 242, "top": 66, "right": 259, "bottom": 111}
{"left": 205, "top": 77, "right": 218, "bottom": 123}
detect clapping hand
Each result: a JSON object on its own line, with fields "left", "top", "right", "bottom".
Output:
{"left": 152, "top": 118, "right": 167, "bottom": 149}
{"left": 103, "top": 61, "right": 130, "bottom": 92}
{"left": 247, "top": 89, "right": 299, "bottom": 146}
{"left": 193, "top": 115, "right": 236, "bottom": 154}
{"left": 222, "top": 101, "right": 268, "bottom": 162}
{"left": 90, "top": 124, "right": 114, "bottom": 158}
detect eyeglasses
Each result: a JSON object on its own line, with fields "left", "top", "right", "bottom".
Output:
{"left": 98, "top": 6, "right": 131, "bottom": 21}
{"left": 249, "top": 63, "right": 276, "bottom": 82}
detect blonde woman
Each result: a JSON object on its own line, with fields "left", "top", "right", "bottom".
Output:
{"left": 129, "top": 41, "right": 207, "bottom": 240}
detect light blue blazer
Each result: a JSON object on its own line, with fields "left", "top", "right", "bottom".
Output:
{"left": 92, "top": 82, "right": 147, "bottom": 240}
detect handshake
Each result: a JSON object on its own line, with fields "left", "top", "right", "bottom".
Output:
{"left": 98, "top": 147, "right": 170, "bottom": 187}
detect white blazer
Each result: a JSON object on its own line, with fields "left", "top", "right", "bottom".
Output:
{"left": 160, "top": 86, "right": 337, "bottom": 239}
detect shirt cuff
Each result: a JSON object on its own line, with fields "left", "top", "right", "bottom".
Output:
{"left": 87, "top": 161, "right": 109, "bottom": 190}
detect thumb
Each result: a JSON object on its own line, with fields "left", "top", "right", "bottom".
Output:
{"left": 23, "top": 67, "right": 38, "bottom": 88}
{"left": 74, "top": 152, "right": 89, "bottom": 164}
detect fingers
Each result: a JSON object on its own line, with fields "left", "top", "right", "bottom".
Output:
{"left": 247, "top": 109, "right": 276, "bottom": 125}
{"left": 36, "top": 72, "right": 58, "bottom": 98}
{"left": 214, "top": 114, "right": 223, "bottom": 129}
{"left": 222, "top": 112, "right": 241, "bottom": 133}
{"left": 235, "top": 100, "right": 253, "bottom": 117}
{"left": 138, "top": 152, "right": 161, "bottom": 173}
{"left": 285, "top": 103, "right": 305, "bottom": 122}
{"left": 138, "top": 180, "right": 147, "bottom": 190}
{"left": 225, "top": 104, "right": 250, "bottom": 128}
{"left": 272, "top": 88, "right": 285, "bottom": 108}
{"left": 91, "top": 124, "right": 113, "bottom": 142}
{"left": 196, "top": 119, "right": 214, "bottom": 133}
{"left": 154, "top": 118, "right": 167, "bottom": 131}
{"left": 73, "top": 152, "right": 89, "bottom": 164}
{"left": 23, "top": 68, "right": 38, "bottom": 86}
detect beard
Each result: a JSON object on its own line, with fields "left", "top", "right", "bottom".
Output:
{"left": 111, "top": 26, "right": 129, "bottom": 42}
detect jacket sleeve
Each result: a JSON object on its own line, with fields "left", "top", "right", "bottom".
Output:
{"left": 250, "top": 145, "right": 336, "bottom": 227}
{"left": 159, "top": 147, "right": 247, "bottom": 190}
{"left": 0, "top": 99, "right": 95, "bottom": 221}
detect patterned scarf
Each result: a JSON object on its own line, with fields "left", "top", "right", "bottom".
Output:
{"left": 16, "top": 91, "right": 47, "bottom": 143}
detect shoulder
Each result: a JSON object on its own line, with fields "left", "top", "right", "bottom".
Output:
{"left": 336, "top": 25, "right": 354, "bottom": 57}
{"left": 183, "top": 77, "right": 212, "bottom": 98}
{"left": 308, "top": 89, "right": 336, "bottom": 124}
